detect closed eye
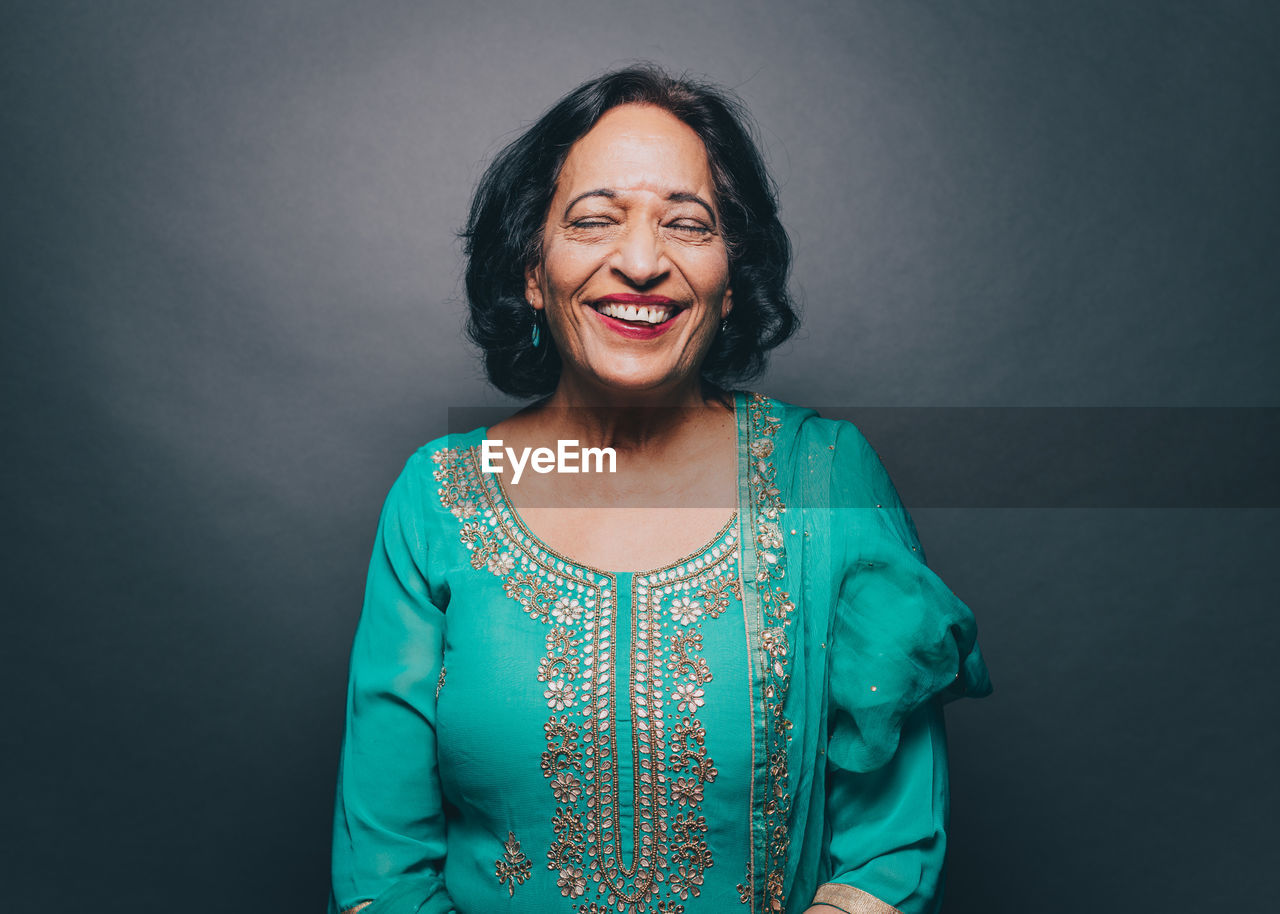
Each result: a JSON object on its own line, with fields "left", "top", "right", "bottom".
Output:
{"left": 668, "top": 221, "right": 712, "bottom": 235}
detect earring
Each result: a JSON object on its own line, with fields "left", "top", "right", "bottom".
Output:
{"left": 720, "top": 317, "right": 730, "bottom": 333}
{"left": 530, "top": 309, "right": 541, "bottom": 347}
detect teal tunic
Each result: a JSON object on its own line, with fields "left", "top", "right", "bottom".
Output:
{"left": 328, "top": 393, "right": 991, "bottom": 914}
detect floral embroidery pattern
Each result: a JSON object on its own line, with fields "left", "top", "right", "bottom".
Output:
{"left": 737, "top": 393, "right": 795, "bottom": 913}
{"left": 737, "top": 863, "right": 753, "bottom": 906}
{"left": 558, "top": 865, "right": 588, "bottom": 898}
{"left": 433, "top": 444, "right": 740, "bottom": 914}
{"left": 495, "top": 831, "right": 532, "bottom": 896}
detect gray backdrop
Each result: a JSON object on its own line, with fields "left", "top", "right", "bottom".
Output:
{"left": 3, "top": 1, "right": 1278, "bottom": 912}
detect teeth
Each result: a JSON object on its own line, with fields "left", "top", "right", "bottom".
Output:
{"left": 597, "top": 302, "right": 674, "bottom": 324}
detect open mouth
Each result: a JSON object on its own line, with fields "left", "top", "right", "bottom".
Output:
{"left": 590, "top": 300, "right": 681, "bottom": 326}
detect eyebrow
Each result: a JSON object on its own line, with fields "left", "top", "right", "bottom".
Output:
{"left": 562, "top": 188, "right": 718, "bottom": 227}
{"left": 667, "top": 191, "right": 718, "bottom": 226}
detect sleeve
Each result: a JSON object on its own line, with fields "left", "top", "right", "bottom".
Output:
{"left": 812, "top": 421, "right": 991, "bottom": 914}
{"left": 813, "top": 702, "right": 949, "bottom": 914}
{"left": 328, "top": 457, "right": 457, "bottom": 914}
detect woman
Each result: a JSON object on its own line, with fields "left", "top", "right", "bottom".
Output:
{"left": 328, "top": 65, "right": 990, "bottom": 914}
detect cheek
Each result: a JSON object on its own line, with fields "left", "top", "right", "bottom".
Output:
{"left": 542, "top": 244, "right": 600, "bottom": 295}
{"left": 688, "top": 252, "right": 731, "bottom": 298}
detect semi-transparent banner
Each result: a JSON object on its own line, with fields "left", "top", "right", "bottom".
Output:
{"left": 442, "top": 406, "right": 1279, "bottom": 509}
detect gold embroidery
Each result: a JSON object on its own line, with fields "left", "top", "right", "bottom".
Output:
{"left": 495, "top": 830, "right": 532, "bottom": 896}
{"left": 433, "top": 447, "right": 475, "bottom": 517}
{"left": 696, "top": 575, "right": 742, "bottom": 619}
{"left": 743, "top": 393, "right": 794, "bottom": 913}
{"left": 812, "top": 883, "right": 905, "bottom": 914}
{"left": 435, "top": 664, "right": 446, "bottom": 699}
{"left": 736, "top": 861, "right": 753, "bottom": 905}
{"left": 558, "top": 864, "right": 588, "bottom": 898}
{"left": 434, "top": 442, "right": 740, "bottom": 913}
{"left": 503, "top": 572, "right": 559, "bottom": 621}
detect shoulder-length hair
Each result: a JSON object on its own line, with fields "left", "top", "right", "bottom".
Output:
{"left": 462, "top": 63, "right": 798, "bottom": 399}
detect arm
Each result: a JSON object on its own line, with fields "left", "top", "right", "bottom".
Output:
{"left": 329, "top": 458, "right": 456, "bottom": 914}
{"left": 810, "top": 421, "right": 989, "bottom": 914}
{"left": 813, "top": 702, "right": 949, "bottom": 914}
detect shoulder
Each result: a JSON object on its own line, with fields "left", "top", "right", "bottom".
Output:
{"left": 749, "top": 393, "right": 921, "bottom": 551}
{"left": 744, "top": 391, "right": 876, "bottom": 445}
{"left": 401, "top": 427, "right": 489, "bottom": 480}
{"left": 380, "top": 427, "right": 490, "bottom": 530}
{"left": 409, "top": 426, "right": 488, "bottom": 470}
{"left": 745, "top": 392, "right": 891, "bottom": 491}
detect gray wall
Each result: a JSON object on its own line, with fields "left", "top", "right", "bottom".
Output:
{"left": 3, "top": 2, "right": 1277, "bottom": 911}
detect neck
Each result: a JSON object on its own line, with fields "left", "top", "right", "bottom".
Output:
{"left": 537, "top": 373, "right": 730, "bottom": 451}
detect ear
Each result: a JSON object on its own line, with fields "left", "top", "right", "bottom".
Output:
{"left": 720, "top": 285, "right": 733, "bottom": 320}
{"left": 524, "top": 261, "right": 544, "bottom": 310}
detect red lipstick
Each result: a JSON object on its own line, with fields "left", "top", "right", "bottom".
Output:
{"left": 595, "top": 294, "right": 678, "bottom": 305}
{"left": 589, "top": 294, "right": 684, "bottom": 340}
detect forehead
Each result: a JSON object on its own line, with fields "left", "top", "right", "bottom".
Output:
{"left": 555, "top": 103, "right": 714, "bottom": 199}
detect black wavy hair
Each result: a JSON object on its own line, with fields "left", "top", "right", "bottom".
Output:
{"left": 461, "top": 63, "right": 798, "bottom": 399}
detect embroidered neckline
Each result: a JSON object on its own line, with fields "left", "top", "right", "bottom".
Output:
{"left": 431, "top": 399, "right": 757, "bottom": 914}
{"left": 487, "top": 465, "right": 739, "bottom": 579}
{"left": 476, "top": 399, "right": 742, "bottom": 578}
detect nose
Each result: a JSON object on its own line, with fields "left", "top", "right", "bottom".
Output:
{"left": 610, "top": 223, "right": 668, "bottom": 288}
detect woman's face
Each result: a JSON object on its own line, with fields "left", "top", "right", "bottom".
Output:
{"left": 525, "top": 103, "right": 733, "bottom": 397}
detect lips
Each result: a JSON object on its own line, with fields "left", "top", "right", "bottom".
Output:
{"left": 589, "top": 294, "right": 682, "bottom": 327}
{"left": 594, "top": 301, "right": 676, "bottom": 324}
{"left": 587, "top": 294, "right": 684, "bottom": 340}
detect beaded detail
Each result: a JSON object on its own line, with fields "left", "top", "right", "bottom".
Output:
{"left": 736, "top": 393, "right": 795, "bottom": 913}
{"left": 433, "top": 443, "right": 741, "bottom": 914}
{"left": 495, "top": 831, "right": 532, "bottom": 896}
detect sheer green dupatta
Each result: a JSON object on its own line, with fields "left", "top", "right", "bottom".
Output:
{"left": 744, "top": 397, "right": 991, "bottom": 914}
{"left": 822, "top": 417, "right": 991, "bottom": 774}
{"left": 818, "top": 415, "right": 990, "bottom": 914}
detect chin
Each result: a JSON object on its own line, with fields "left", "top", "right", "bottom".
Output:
{"left": 586, "top": 364, "right": 687, "bottom": 394}
{"left": 592, "top": 373, "right": 675, "bottom": 393}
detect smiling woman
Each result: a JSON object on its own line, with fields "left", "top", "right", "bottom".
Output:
{"left": 461, "top": 64, "right": 796, "bottom": 403}
{"left": 525, "top": 104, "right": 734, "bottom": 395}
{"left": 327, "top": 64, "right": 990, "bottom": 914}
